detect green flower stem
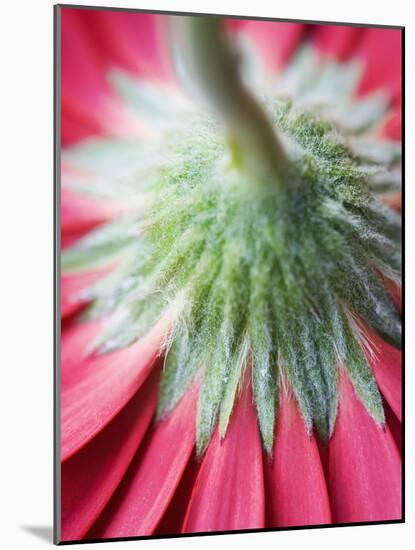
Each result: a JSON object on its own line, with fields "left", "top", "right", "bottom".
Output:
{"left": 169, "top": 16, "right": 289, "bottom": 184}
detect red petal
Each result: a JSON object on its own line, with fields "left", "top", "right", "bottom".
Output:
{"left": 356, "top": 28, "right": 402, "bottom": 104}
{"left": 329, "top": 371, "right": 401, "bottom": 522}
{"left": 88, "top": 383, "right": 198, "bottom": 538}
{"left": 366, "top": 329, "right": 402, "bottom": 422}
{"left": 380, "top": 107, "right": 402, "bottom": 140}
{"left": 76, "top": 10, "right": 174, "bottom": 82}
{"left": 237, "top": 20, "right": 305, "bottom": 71}
{"left": 62, "top": 104, "right": 104, "bottom": 146}
{"left": 61, "top": 8, "right": 110, "bottom": 144}
{"left": 265, "top": 391, "right": 331, "bottom": 527}
{"left": 155, "top": 455, "right": 200, "bottom": 535}
{"left": 384, "top": 401, "right": 402, "bottom": 455}
{"left": 61, "top": 316, "right": 108, "bottom": 370}
{"left": 61, "top": 8, "right": 144, "bottom": 145}
{"left": 182, "top": 382, "right": 265, "bottom": 532}
{"left": 61, "top": 268, "right": 110, "bottom": 319}
{"left": 382, "top": 193, "right": 402, "bottom": 212}
{"left": 61, "top": 231, "right": 89, "bottom": 249}
{"left": 61, "top": 373, "right": 158, "bottom": 541}
{"left": 312, "top": 25, "right": 364, "bottom": 60}
{"left": 61, "top": 315, "right": 169, "bottom": 461}
{"left": 376, "top": 276, "right": 401, "bottom": 313}
{"left": 61, "top": 187, "right": 123, "bottom": 240}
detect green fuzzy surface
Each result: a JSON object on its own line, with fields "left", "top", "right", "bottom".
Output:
{"left": 62, "top": 44, "right": 401, "bottom": 455}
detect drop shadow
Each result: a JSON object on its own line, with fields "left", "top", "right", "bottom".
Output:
{"left": 21, "top": 525, "right": 54, "bottom": 544}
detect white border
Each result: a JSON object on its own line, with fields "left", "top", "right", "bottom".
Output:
{"left": 1, "top": 1, "right": 413, "bottom": 548}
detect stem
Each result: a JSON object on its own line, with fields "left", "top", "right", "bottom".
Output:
{"left": 169, "top": 16, "right": 289, "bottom": 184}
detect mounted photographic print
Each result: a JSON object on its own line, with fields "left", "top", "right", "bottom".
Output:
{"left": 54, "top": 4, "right": 404, "bottom": 545}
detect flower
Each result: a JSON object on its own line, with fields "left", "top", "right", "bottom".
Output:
{"left": 59, "top": 7, "right": 402, "bottom": 543}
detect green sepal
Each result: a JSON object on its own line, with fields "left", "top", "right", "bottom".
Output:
{"left": 336, "top": 252, "right": 401, "bottom": 350}
{"left": 219, "top": 339, "right": 248, "bottom": 438}
{"left": 61, "top": 218, "right": 137, "bottom": 273}
{"left": 249, "top": 248, "right": 278, "bottom": 454}
{"left": 157, "top": 329, "right": 198, "bottom": 418}
{"left": 110, "top": 70, "right": 192, "bottom": 125}
{"left": 196, "top": 345, "right": 228, "bottom": 456}
{"left": 339, "top": 312, "right": 385, "bottom": 425}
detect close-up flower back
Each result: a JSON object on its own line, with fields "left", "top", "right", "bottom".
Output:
{"left": 57, "top": 6, "right": 403, "bottom": 544}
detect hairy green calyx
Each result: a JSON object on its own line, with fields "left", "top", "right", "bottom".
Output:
{"left": 62, "top": 43, "right": 401, "bottom": 455}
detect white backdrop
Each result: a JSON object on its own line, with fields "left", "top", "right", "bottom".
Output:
{"left": 0, "top": 0, "right": 412, "bottom": 548}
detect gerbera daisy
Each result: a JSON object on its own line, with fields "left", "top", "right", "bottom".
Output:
{"left": 57, "top": 6, "right": 402, "bottom": 543}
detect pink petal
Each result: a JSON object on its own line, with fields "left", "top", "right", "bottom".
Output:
{"left": 224, "top": 18, "right": 245, "bottom": 32}
{"left": 365, "top": 329, "right": 402, "bottom": 422}
{"left": 61, "top": 187, "right": 123, "bottom": 240}
{"left": 380, "top": 107, "right": 402, "bottom": 140}
{"left": 384, "top": 402, "right": 402, "bottom": 455}
{"left": 88, "top": 383, "right": 198, "bottom": 538}
{"left": 237, "top": 20, "right": 305, "bottom": 71}
{"left": 61, "top": 373, "right": 158, "bottom": 541}
{"left": 61, "top": 104, "right": 104, "bottom": 145}
{"left": 61, "top": 316, "right": 108, "bottom": 370}
{"left": 311, "top": 24, "right": 364, "bottom": 60}
{"left": 265, "top": 391, "right": 332, "bottom": 527}
{"left": 62, "top": 231, "right": 89, "bottom": 250}
{"left": 75, "top": 10, "right": 174, "bottom": 82}
{"left": 382, "top": 193, "right": 402, "bottom": 212}
{"left": 155, "top": 455, "right": 200, "bottom": 535}
{"left": 389, "top": 280, "right": 402, "bottom": 313}
{"left": 356, "top": 28, "right": 402, "bottom": 104}
{"left": 377, "top": 276, "right": 401, "bottom": 313}
{"left": 61, "top": 8, "right": 144, "bottom": 145}
{"left": 61, "top": 268, "right": 110, "bottom": 319}
{"left": 61, "top": 8, "right": 111, "bottom": 144}
{"left": 61, "top": 315, "right": 169, "bottom": 461}
{"left": 329, "top": 371, "right": 401, "bottom": 523}
{"left": 182, "top": 381, "right": 265, "bottom": 533}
